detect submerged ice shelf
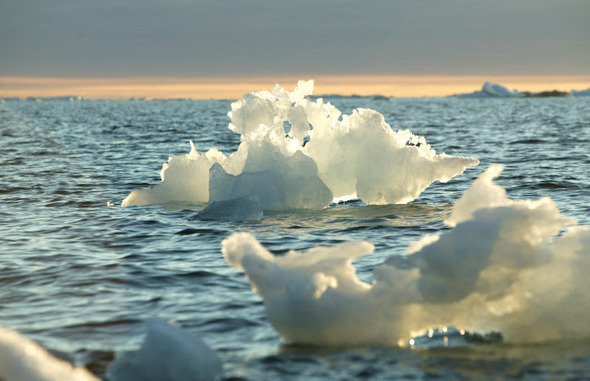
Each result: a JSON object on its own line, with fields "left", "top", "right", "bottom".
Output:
{"left": 223, "top": 165, "right": 590, "bottom": 346}
{"left": 122, "top": 80, "right": 478, "bottom": 209}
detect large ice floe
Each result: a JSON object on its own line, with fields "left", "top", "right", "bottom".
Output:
{"left": 123, "top": 80, "right": 478, "bottom": 208}
{"left": 223, "top": 165, "right": 590, "bottom": 346}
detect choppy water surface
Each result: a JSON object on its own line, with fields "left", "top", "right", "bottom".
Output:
{"left": 1, "top": 96, "right": 589, "bottom": 379}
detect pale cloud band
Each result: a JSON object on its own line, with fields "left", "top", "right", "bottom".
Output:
{"left": 1, "top": 76, "right": 589, "bottom": 100}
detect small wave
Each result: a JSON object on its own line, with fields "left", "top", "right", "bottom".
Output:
{"left": 64, "top": 318, "right": 142, "bottom": 330}
{"left": 510, "top": 138, "right": 546, "bottom": 144}
{"left": 175, "top": 227, "right": 226, "bottom": 236}
{"left": 198, "top": 317, "right": 261, "bottom": 334}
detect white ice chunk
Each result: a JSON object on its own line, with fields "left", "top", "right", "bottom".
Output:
{"left": 123, "top": 81, "right": 478, "bottom": 208}
{"left": 107, "top": 319, "right": 222, "bottom": 381}
{"left": 0, "top": 326, "right": 99, "bottom": 381}
{"left": 303, "top": 108, "right": 479, "bottom": 204}
{"left": 208, "top": 140, "right": 333, "bottom": 209}
{"left": 223, "top": 165, "right": 590, "bottom": 346}
{"left": 445, "top": 164, "right": 509, "bottom": 226}
{"left": 122, "top": 142, "right": 226, "bottom": 206}
{"left": 222, "top": 234, "right": 377, "bottom": 345}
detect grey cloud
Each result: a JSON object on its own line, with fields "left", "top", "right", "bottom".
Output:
{"left": 0, "top": 0, "right": 588, "bottom": 77}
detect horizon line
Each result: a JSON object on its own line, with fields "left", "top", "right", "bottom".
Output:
{"left": 1, "top": 75, "right": 589, "bottom": 100}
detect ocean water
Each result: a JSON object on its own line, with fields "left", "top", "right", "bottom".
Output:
{"left": 1, "top": 94, "right": 589, "bottom": 379}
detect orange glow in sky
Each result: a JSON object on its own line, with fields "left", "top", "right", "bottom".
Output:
{"left": 1, "top": 76, "right": 589, "bottom": 100}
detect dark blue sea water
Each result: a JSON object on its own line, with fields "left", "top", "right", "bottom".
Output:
{"left": 1, "top": 96, "right": 589, "bottom": 379}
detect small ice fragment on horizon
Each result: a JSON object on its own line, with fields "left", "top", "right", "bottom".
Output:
{"left": 481, "top": 82, "right": 521, "bottom": 97}
{"left": 453, "top": 82, "right": 522, "bottom": 98}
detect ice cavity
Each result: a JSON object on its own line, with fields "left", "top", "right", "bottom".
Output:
{"left": 107, "top": 319, "right": 222, "bottom": 381}
{"left": 123, "top": 80, "right": 478, "bottom": 208}
{"left": 0, "top": 326, "right": 99, "bottom": 381}
{"left": 223, "top": 165, "right": 590, "bottom": 346}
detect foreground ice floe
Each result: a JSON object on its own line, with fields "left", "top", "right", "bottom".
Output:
{"left": 123, "top": 80, "right": 478, "bottom": 208}
{"left": 223, "top": 165, "right": 590, "bottom": 346}
{"left": 107, "top": 319, "right": 222, "bottom": 381}
{"left": 0, "top": 326, "right": 99, "bottom": 381}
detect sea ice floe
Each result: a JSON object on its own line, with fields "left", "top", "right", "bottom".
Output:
{"left": 0, "top": 326, "right": 99, "bottom": 381}
{"left": 223, "top": 165, "right": 590, "bottom": 346}
{"left": 122, "top": 141, "right": 226, "bottom": 206}
{"left": 123, "top": 80, "right": 478, "bottom": 208}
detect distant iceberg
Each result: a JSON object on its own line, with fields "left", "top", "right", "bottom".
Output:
{"left": 123, "top": 80, "right": 478, "bottom": 208}
{"left": 572, "top": 87, "right": 590, "bottom": 96}
{"left": 453, "top": 82, "right": 521, "bottom": 98}
{"left": 453, "top": 82, "right": 587, "bottom": 98}
{"left": 481, "top": 82, "right": 522, "bottom": 97}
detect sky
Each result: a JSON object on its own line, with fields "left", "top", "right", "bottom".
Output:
{"left": 1, "top": 0, "right": 589, "bottom": 98}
